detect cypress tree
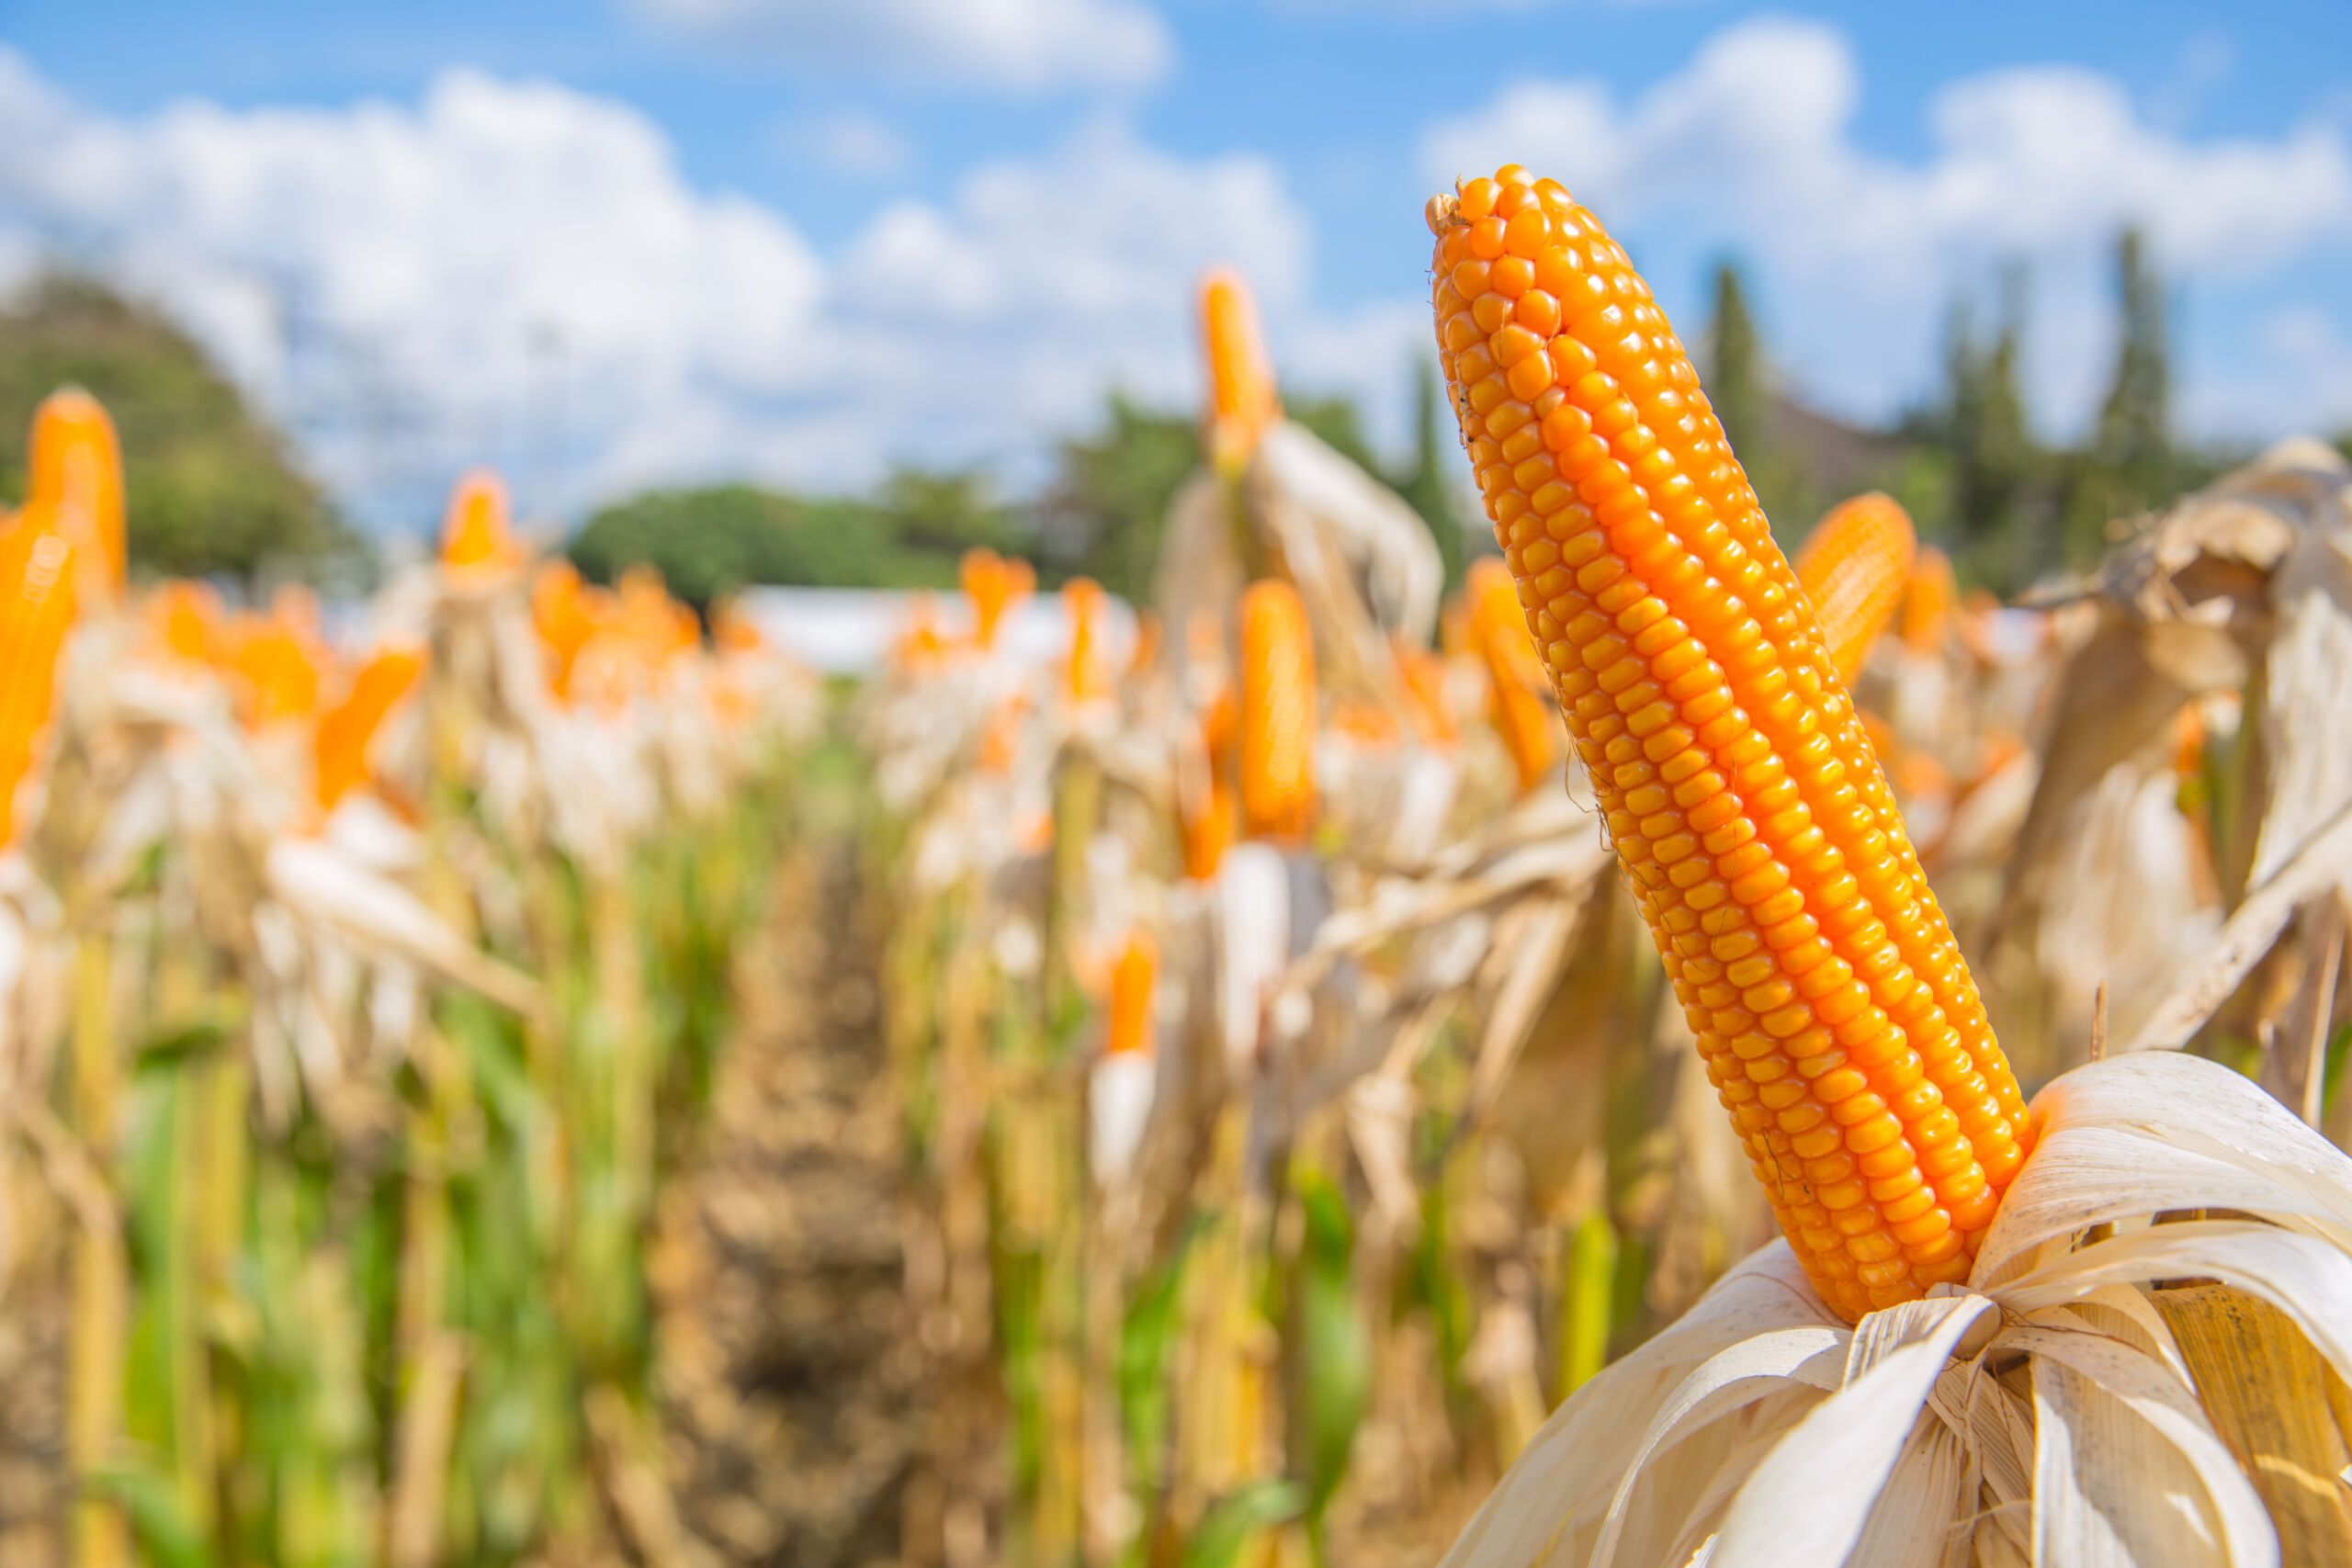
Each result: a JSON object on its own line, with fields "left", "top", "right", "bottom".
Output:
{"left": 1705, "top": 258, "right": 1766, "bottom": 459}
{"left": 1394, "top": 355, "right": 1469, "bottom": 590}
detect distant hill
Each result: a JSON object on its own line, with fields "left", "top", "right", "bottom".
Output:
{"left": 0, "top": 274, "right": 362, "bottom": 584}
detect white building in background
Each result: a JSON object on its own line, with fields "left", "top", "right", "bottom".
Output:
{"left": 735, "top": 585, "right": 1138, "bottom": 675}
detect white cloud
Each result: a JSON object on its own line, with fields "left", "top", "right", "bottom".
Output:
{"left": 775, "top": 108, "right": 917, "bottom": 178}
{"left": 828, "top": 118, "right": 1312, "bottom": 464}
{"left": 1419, "top": 17, "right": 2352, "bottom": 435}
{"left": 0, "top": 51, "right": 831, "bottom": 520}
{"left": 0, "top": 52, "right": 1344, "bottom": 522}
{"left": 626, "top": 0, "right": 1170, "bottom": 95}
{"left": 2188, "top": 304, "right": 2352, "bottom": 441}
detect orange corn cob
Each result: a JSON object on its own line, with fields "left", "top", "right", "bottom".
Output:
{"left": 1063, "top": 577, "right": 1112, "bottom": 703}
{"left": 960, "top": 547, "right": 1036, "bottom": 650}
{"left": 149, "top": 580, "right": 224, "bottom": 667}
{"left": 313, "top": 646, "right": 425, "bottom": 812}
{"left": 1201, "top": 269, "right": 1281, "bottom": 474}
{"left": 1238, "top": 579, "right": 1315, "bottom": 841}
{"left": 440, "top": 469, "right": 522, "bottom": 573}
{"left": 229, "top": 624, "right": 322, "bottom": 728}
{"left": 1181, "top": 777, "right": 1235, "bottom": 881}
{"left": 0, "top": 510, "right": 80, "bottom": 846}
{"left": 1105, "top": 932, "right": 1159, "bottom": 1057}
{"left": 1395, "top": 638, "right": 1458, "bottom": 747}
{"left": 1794, "top": 493, "right": 1916, "bottom": 687}
{"left": 890, "top": 593, "right": 950, "bottom": 673}
{"left": 532, "top": 561, "right": 600, "bottom": 698}
{"left": 711, "top": 597, "right": 764, "bottom": 656}
{"left": 977, "top": 693, "right": 1029, "bottom": 774}
{"left": 1902, "top": 546, "right": 1959, "bottom": 656}
{"left": 1466, "top": 557, "right": 1561, "bottom": 793}
{"left": 28, "top": 388, "right": 126, "bottom": 604}
{"left": 1181, "top": 679, "right": 1240, "bottom": 880}
{"left": 1428, "top": 165, "right": 2030, "bottom": 1321}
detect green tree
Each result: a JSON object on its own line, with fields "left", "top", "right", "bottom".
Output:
{"left": 1392, "top": 356, "right": 1471, "bottom": 590}
{"left": 873, "top": 466, "right": 1024, "bottom": 560}
{"left": 571, "top": 486, "right": 926, "bottom": 607}
{"left": 1939, "top": 268, "right": 2041, "bottom": 588}
{"left": 0, "top": 274, "right": 361, "bottom": 585}
{"left": 1285, "top": 393, "right": 1382, "bottom": 475}
{"left": 2065, "top": 229, "right": 2176, "bottom": 561}
{"left": 1701, "top": 256, "right": 1826, "bottom": 542}
{"left": 1703, "top": 258, "right": 1766, "bottom": 460}
{"left": 1034, "top": 393, "right": 1200, "bottom": 600}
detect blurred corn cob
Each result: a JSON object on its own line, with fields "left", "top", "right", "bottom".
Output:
{"left": 1792, "top": 492, "right": 1916, "bottom": 687}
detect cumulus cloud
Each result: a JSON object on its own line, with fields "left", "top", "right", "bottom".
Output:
{"left": 0, "top": 50, "right": 831, "bottom": 520}
{"left": 0, "top": 51, "right": 1342, "bottom": 521}
{"left": 1419, "top": 17, "right": 2352, "bottom": 434}
{"left": 829, "top": 119, "right": 1312, "bottom": 464}
{"left": 2188, "top": 303, "right": 2352, "bottom": 441}
{"left": 625, "top": 0, "right": 1170, "bottom": 95}
{"left": 775, "top": 108, "right": 917, "bottom": 179}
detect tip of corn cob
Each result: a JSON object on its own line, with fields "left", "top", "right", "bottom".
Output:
{"left": 1200, "top": 268, "right": 1281, "bottom": 475}
{"left": 28, "top": 386, "right": 127, "bottom": 603}
{"left": 441, "top": 468, "right": 522, "bottom": 573}
{"left": 1793, "top": 492, "right": 1917, "bottom": 688}
{"left": 1427, "top": 164, "right": 2032, "bottom": 1321}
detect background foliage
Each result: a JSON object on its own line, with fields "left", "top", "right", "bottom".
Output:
{"left": 5, "top": 236, "right": 2322, "bottom": 603}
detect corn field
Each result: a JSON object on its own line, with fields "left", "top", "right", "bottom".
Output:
{"left": 6, "top": 163, "right": 2352, "bottom": 1568}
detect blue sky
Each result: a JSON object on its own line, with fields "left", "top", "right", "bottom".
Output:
{"left": 3, "top": 0, "right": 2349, "bottom": 529}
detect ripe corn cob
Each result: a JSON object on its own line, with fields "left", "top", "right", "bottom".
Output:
{"left": 150, "top": 580, "right": 223, "bottom": 666}
{"left": 229, "top": 610, "right": 323, "bottom": 729}
{"left": 1903, "top": 546, "right": 1959, "bottom": 656}
{"left": 1466, "top": 557, "right": 1561, "bottom": 793}
{"left": 28, "top": 388, "right": 126, "bottom": 604}
{"left": 1181, "top": 681, "right": 1240, "bottom": 880}
{"left": 0, "top": 509, "right": 81, "bottom": 846}
{"left": 1181, "top": 776, "right": 1235, "bottom": 881}
{"left": 1105, "top": 932, "right": 1159, "bottom": 1057}
{"left": 313, "top": 646, "right": 426, "bottom": 812}
{"left": 961, "top": 547, "right": 1036, "bottom": 650}
{"left": 711, "top": 597, "right": 764, "bottom": 656}
{"left": 977, "top": 693, "right": 1028, "bottom": 775}
{"left": 890, "top": 594, "right": 950, "bottom": 673}
{"left": 1201, "top": 269, "right": 1281, "bottom": 474}
{"left": 440, "top": 469, "right": 520, "bottom": 572}
{"left": 1238, "top": 578, "right": 1315, "bottom": 841}
{"left": 1395, "top": 639, "right": 1458, "bottom": 747}
{"left": 1427, "top": 164, "right": 2030, "bottom": 1320}
{"left": 1063, "top": 578, "right": 1111, "bottom": 704}
{"left": 531, "top": 561, "right": 601, "bottom": 699}
{"left": 1793, "top": 493, "right": 1916, "bottom": 687}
